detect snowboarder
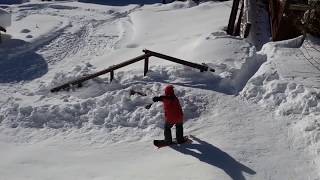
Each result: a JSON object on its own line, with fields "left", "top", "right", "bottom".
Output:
{"left": 152, "top": 85, "right": 185, "bottom": 144}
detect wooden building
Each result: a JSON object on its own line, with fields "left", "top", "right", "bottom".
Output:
{"left": 227, "top": 0, "right": 310, "bottom": 41}
{"left": 269, "top": 0, "right": 309, "bottom": 41}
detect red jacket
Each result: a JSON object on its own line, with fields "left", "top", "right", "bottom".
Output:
{"left": 159, "top": 85, "right": 183, "bottom": 124}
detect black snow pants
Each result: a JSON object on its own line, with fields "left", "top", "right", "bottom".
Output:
{"left": 164, "top": 122, "right": 184, "bottom": 143}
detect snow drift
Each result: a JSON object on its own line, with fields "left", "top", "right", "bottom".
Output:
{"left": 241, "top": 35, "right": 320, "bottom": 116}
{"left": 241, "top": 35, "right": 320, "bottom": 173}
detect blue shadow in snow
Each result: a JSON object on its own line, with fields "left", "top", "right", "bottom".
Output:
{"left": 78, "top": 0, "right": 163, "bottom": 6}
{"left": 0, "top": 37, "right": 48, "bottom": 83}
{"left": 171, "top": 136, "right": 256, "bottom": 180}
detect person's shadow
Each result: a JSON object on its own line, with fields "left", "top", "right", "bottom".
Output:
{"left": 171, "top": 135, "right": 256, "bottom": 180}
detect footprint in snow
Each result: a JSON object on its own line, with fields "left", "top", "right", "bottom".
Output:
{"left": 20, "top": 29, "right": 31, "bottom": 33}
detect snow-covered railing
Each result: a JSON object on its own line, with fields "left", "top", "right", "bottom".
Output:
{"left": 50, "top": 49, "right": 215, "bottom": 92}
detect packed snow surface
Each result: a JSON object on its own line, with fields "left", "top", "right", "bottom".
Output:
{"left": 0, "top": 0, "right": 320, "bottom": 180}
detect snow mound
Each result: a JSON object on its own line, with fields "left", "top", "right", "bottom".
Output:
{"left": 241, "top": 35, "right": 320, "bottom": 172}
{"left": 0, "top": 64, "right": 210, "bottom": 142}
{"left": 241, "top": 36, "right": 320, "bottom": 116}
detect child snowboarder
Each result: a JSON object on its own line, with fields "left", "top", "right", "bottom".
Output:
{"left": 152, "top": 85, "right": 186, "bottom": 144}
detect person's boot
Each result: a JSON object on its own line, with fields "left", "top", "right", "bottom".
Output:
{"left": 176, "top": 123, "right": 185, "bottom": 144}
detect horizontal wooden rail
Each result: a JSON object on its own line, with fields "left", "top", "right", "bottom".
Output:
{"left": 143, "top": 49, "right": 215, "bottom": 72}
{"left": 50, "top": 53, "right": 150, "bottom": 92}
{"left": 50, "top": 49, "right": 215, "bottom": 93}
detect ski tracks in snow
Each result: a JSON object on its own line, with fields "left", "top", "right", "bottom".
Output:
{"left": 12, "top": 2, "right": 139, "bottom": 66}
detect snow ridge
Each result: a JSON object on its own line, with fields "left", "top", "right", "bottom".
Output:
{"left": 241, "top": 36, "right": 320, "bottom": 116}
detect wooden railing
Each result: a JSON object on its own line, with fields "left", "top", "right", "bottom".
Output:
{"left": 50, "top": 49, "right": 215, "bottom": 92}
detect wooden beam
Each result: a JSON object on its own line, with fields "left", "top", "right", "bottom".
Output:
{"left": 143, "top": 49, "right": 215, "bottom": 72}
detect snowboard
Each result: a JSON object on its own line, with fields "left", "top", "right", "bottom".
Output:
{"left": 153, "top": 136, "right": 192, "bottom": 148}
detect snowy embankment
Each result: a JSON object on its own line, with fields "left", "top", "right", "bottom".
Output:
{"left": 241, "top": 35, "right": 320, "bottom": 171}
{"left": 0, "top": 1, "right": 320, "bottom": 179}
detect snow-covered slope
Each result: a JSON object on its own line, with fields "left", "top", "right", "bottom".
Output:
{"left": 0, "top": 1, "right": 319, "bottom": 180}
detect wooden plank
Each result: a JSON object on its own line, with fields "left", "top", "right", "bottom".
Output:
{"left": 143, "top": 49, "right": 215, "bottom": 72}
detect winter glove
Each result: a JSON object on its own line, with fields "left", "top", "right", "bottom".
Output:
{"left": 152, "top": 96, "right": 161, "bottom": 102}
{"left": 145, "top": 103, "right": 152, "bottom": 109}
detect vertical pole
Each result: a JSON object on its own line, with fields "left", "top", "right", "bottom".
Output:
{"left": 227, "top": 0, "right": 241, "bottom": 35}
{"left": 110, "top": 70, "right": 114, "bottom": 82}
{"left": 144, "top": 57, "right": 149, "bottom": 76}
{"left": 234, "top": 0, "right": 244, "bottom": 36}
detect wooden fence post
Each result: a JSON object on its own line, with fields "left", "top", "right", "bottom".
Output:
{"left": 110, "top": 70, "right": 114, "bottom": 82}
{"left": 144, "top": 57, "right": 149, "bottom": 76}
{"left": 227, "top": 0, "right": 241, "bottom": 35}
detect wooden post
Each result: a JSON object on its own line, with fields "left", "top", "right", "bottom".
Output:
{"left": 110, "top": 70, "right": 114, "bottom": 82}
{"left": 227, "top": 0, "right": 241, "bottom": 35}
{"left": 244, "top": 23, "right": 251, "bottom": 38}
{"left": 144, "top": 57, "right": 149, "bottom": 76}
{"left": 234, "top": 0, "right": 244, "bottom": 36}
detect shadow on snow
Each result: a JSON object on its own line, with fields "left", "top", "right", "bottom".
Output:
{"left": 171, "top": 136, "right": 256, "bottom": 180}
{"left": 0, "top": 35, "right": 48, "bottom": 83}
